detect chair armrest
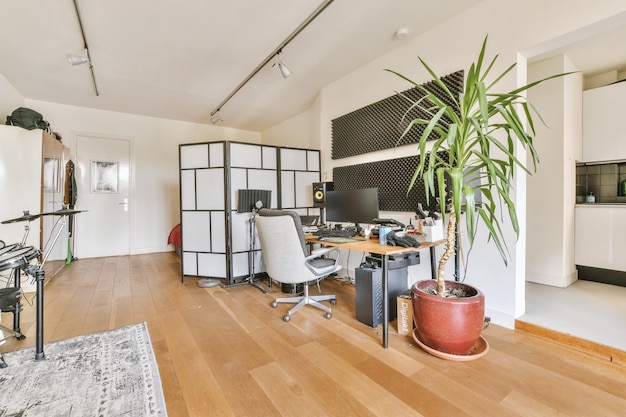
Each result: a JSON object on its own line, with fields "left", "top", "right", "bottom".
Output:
{"left": 305, "top": 247, "right": 338, "bottom": 261}
{"left": 310, "top": 247, "right": 327, "bottom": 256}
{"left": 304, "top": 247, "right": 341, "bottom": 277}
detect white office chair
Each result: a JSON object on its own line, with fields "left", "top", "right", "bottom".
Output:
{"left": 256, "top": 209, "right": 340, "bottom": 322}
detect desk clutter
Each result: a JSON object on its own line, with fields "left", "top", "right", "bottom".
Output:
{"left": 307, "top": 217, "right": 436, "bottom": 247}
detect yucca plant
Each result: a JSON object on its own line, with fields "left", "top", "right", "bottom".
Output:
{"left": 387, "top": 36, "right": 571, "bottom": 296}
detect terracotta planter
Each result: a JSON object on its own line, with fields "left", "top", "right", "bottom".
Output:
{"left": 411, "top": 280, "right": 485, "bottom": 355}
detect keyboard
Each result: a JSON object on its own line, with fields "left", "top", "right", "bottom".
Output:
{"left": 313, "top": 228, "right": 358, "bottom": 238}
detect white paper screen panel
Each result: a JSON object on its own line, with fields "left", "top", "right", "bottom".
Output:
{"left": 281, "top": 171, "right": 295, "bottom": 208}
{"left": 209, "top": 142, "right": 224, "bottom": 167}
{"left": 182, "top": 211, "right": 210, "bottom": 252}
{"left": 247, "top": 169, "right": 277, "bottom": 208}
{"left": 180, "top": 144, "right": 209, "bottom": 169}
{"left": 232, "top": 252, "right": 249, "bottom": 278}
{"left": 231, "top": 143, "right": 262, "bottom": 168}
{"left": 231, "top": 212, "right": 251, "bottom": 252}
{"left": 196, "top": 168, "right": 224, "bottom": 210}
{"left": 198, "top": 253, "right": 226, "bottom": 278}
{"left": 231, "top": 168, "right": 248, "bottom": 211}
{"left": 182, "top": 252, "right": 197, "bottom": 275}
{"left": 295, "top": 171, "right": 320, "bottom": 207}
{"left": 211, "top": 212, "right": 226, "bottom": 253}
{"left": 262, "top": 147, "right": 277, "bottom": 169}
{"left": 280, "top": 148, "right": 307, "bottom": 170}
{"left": 307, "top": 150, "right": 320, "bottom": 171}
{"left": 180, "top": 170, "right": 196, "bottom": 210}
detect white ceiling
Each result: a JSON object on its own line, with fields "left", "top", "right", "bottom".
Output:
{"left": 2, "top": 1, "right": 626, "bottom": 132}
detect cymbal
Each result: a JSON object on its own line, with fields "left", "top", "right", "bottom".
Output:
{"left": 1, "top": 211, "right": 42, "bottom": 224}
{"left": 42, "top": 208, "right": 86, "bottom": 216}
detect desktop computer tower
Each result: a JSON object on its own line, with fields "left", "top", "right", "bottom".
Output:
{"left": 355, "top": 265, "right": 408, "bottom": 328}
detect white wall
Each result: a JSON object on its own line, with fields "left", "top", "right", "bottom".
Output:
{"left": 0, "top": 73, "right": 25, "bottom": 120}
{"left": 261, "top": 108, "right": 318, "bottom": 149}
{"left": 526, "top": 55, "right": 582, "bottom": 288}
{"left": 263, "top": 0, "right": 626, "bottom": 327}
{"left": 23, "top": 99, "right": 261, "bottom": 255}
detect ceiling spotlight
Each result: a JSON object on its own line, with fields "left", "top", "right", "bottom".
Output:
{"left": 210, "top": 114, "right": 223, "bottom": 124}
{"left": 273, "top": 52, "right": 292, "bottom": 79}
{"left": 277, "top": 61, "right": 292, "bottom": 79}
{"left": 67, "top": 53, "right": 89, "bottom": 66}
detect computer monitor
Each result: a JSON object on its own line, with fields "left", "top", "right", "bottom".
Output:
{"left": 325, "top": 187, "right": 379, "bottom": 233}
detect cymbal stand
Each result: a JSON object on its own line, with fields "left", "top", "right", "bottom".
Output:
{"left": 16, "top": 264, "right": 46, "bottom": 361}
{"left": 22, "top": 213, "right": 69, "bottom": 360}
{"left": 39, "top": 215, "right": 68, "bottom": 270}
{"left": 222, "top": 207, "right": 268, "bottom": 293}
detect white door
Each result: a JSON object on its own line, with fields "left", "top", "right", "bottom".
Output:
{"left": 75, "top": 135, "right": 130, "bottom": 258}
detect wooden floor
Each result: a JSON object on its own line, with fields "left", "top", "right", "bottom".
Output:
{"left": 2, "top": 252, "right": 626, "bottom": 417}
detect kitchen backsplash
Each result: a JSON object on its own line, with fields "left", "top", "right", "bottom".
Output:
{"left": 576, "top": 162, "right": 626, "bottom": 203}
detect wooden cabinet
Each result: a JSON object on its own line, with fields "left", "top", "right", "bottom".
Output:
{"left": 41, "top": 132, "right": 70, "bottom": 275}
{"left": 0, "top": 125, "right": 69, "bottom": 283}
{"left": 582, "top": 81, "right": 626, "bottom": 162}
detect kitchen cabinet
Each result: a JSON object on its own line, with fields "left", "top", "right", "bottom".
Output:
{"left": 575, "top": 205, "right": 626, "bottom": 272}
{"left": 582, "top": 81, "right": 626, "bottom": 162}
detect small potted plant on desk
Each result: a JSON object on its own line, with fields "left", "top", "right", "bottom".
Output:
{"left": 386, "top": 36, "right": 571, "bottom": 360}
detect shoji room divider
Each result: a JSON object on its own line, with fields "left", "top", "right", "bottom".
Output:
{"left": 179, "top": 140, "right": 320, "bottom": 285}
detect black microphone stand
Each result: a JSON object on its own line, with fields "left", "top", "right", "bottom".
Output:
{"left": 222, "top": 201, "right": 268, "bottom": 293}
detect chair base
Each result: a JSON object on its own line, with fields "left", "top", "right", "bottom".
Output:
{"left": 272, "top": 283, "right": 336, "bottom": 321}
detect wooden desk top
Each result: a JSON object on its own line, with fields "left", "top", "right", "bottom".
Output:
{"left": 305, "top": 234, "right": 445, "bottom": 256}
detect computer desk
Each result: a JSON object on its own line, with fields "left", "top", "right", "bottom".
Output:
{"left": 305, "top": 234, "right": 445, "bottom": 348}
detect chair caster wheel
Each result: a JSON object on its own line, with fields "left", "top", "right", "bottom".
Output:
{"left": 16, "top": 334, "right": 25, "bottom": 340}
{"left": 330, "top": 299, "right": 337, "bottom": 305}
{"left": 271, "top": 301, "right": 278, "bottom": 308}
{"left": 325, "top": 312, "right": 332, "bottom": 319}
{"left": 283, "top": 315, "right": 291, "bottom": 322}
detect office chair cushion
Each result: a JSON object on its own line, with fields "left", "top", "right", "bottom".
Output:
{"left": 308, "top": 257, "right": 336, "bottom": 268}
{"left": 258, "top": 209, "right": 307, "bottom": 256}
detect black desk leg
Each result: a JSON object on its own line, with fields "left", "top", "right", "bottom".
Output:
{"left": 382, "top": 255, "right": 389, "bottom": 348}
{"left": 429, "top": 246, "right": 437, "bottom": 280}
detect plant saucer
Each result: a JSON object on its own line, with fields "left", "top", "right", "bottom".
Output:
{"left": 412, "top": 329, "right": 489, "bottom": 361}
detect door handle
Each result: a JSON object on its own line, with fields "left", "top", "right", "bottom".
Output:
{"left": 119, "top": 198, "right": 128, "bottom": 212}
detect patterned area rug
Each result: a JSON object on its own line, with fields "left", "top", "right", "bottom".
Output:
{"left": 0, "top": 322, "right": 167, "bottom": 416}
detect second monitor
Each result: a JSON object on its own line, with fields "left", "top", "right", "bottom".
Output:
{"left": 325, "top": 187, "right": 379, "bottom": 233}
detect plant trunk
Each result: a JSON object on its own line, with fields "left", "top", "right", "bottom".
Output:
{"left": 437, "top": 208, "right": 456, "bottom": 295}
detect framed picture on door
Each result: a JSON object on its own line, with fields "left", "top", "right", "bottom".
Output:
{"left": 91, "top": 160, "right": 119, "bottom": 193}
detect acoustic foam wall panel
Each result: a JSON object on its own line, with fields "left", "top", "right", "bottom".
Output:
{"left": 332, "top": 151, "right": 448, "bottom": 213}
{"left": 331, "top": 70, "right": 463, "bottom": 160}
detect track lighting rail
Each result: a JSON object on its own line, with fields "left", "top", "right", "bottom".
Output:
{"left": 210, "top": 0, "right": 334, "bottom": 117}
{"left": 71, "top": 0, "right": 99, "bottom": 96}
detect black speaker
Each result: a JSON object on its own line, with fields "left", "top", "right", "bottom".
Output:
{"left": 312, "top": 182, "right": 333, "bottom": 207}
